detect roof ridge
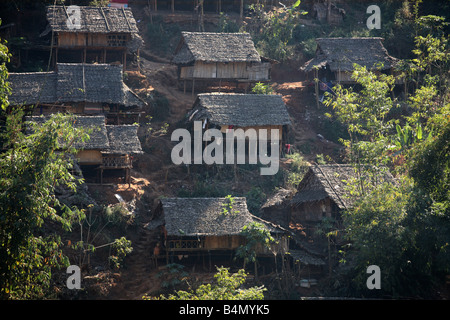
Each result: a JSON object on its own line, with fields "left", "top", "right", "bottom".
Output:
{"left": 314, "top": 164, "right": 348, "bottom": 210}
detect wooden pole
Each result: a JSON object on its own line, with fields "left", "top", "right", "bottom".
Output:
{"left": 240, "top": 0, "right": 244, "bottom": 19}
{"left": 55, "top": 47, "right": 58, "bottom": 67}
{"left": 314, "top": 69, "right": 320, "bottom": 109}
{"left": 171, "top": 0, "right": 175, "bottom": 13}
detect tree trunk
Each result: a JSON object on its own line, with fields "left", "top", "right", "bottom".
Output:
{"left": 326, "top": 0, "right": 332, "bottom": 24}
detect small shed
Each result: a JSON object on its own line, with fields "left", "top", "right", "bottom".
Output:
{"left": 41, "top": 5, "right": 142, "bottom": 69}
{"left": 187, "top": 93, "right": 291, "bottom": 154}
{"left": 300, "top": 37, "right": 399, "bottom": 84}
{"left": 26, "top": 115, "right": 143, "bottom": 184}
{"left": 102, "top": 124, "right": 143, "bottom": 184}
{"left": 8, "top": 63, "right": 144, "bottom": 123}
{"left": 291, "top": 164, "right": 395, "bottom": 226}
{"left": 259, "top": 188, "right": 294, "bottom": 228}
{"left": 150, "top": 197, "right": 289, "bottom": 262}
{"left": 172, "top": 32, "right": 274, "bottom": 93}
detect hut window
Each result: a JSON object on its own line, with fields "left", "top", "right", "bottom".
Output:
{"left": 321, "top": 203, "right": 326, "bottom": 218}
{"left": 107, "top": 34, "right": 127, "bottom": 47}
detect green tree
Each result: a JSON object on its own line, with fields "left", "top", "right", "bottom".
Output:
{"left": 147, "top": 267, "right": 265, "bottom": 300}
{"left": 0, "top": 25, "right": 10, "bottom": 111}
{"left": 0, "top": 111, "right": 89, "bottom": 299}
{"left": 248, "top": 1, "right": 306, "bottom": 61}
{"left": 235, "top": 221, "right": 276, "bottom": 279}
{"left": 323, "top": 63, "right": 398, "bottom": 185}
{"left": 251, "top": 82, "right": 273, "bottom": 95}
{"left": 0, "top": 39, "right": 90, "bottom": 298}
{"left": 325, "top": 9, "right": 450, "bottom": 297}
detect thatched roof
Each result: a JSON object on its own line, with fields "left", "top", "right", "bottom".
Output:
{"left": 105, "top": 125, "right": 143, "bottom": 154}
{"left": 172, "top": 32, "right": 262, "bottom": 65}
{"left": 289, "top": 249, "right": 326, "bottom": 266}
{"left": 291, "top": 164, "right": 395, "bottom": 210}
{"left": 8, "top": 72, "right": 57, "bottom": 105}
{"left": 26, "top": 115, "right": 142, "bottom": 153}
{"left": 26, "top": 115, "right": 109, "bottom": 150}
{"left": 158, "top": 197, "right": 284, "bottom": 237}
{"left": 45, "top": 6, "right": 139, "bottom": 34}
{"left": 261, "top": 188, "right": 293, "bottom": 211}
{"left": 56, "top": 63, "right": 143, "bottom": 106}
{"left": 300, "top": 37, "right": 398, "bottom": 72}
{"left": 188, "top": 93, "right": 291, "bottom": 127}
{"left": 8, "top": 63, "right": 144, "bottom": 107}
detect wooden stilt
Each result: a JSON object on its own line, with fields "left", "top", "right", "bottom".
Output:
{"left": 192, "top": 78, "right": 195, "bottom": 96}
{"left": 55, "top": 48, "right": 58, "bottom": 67}
{"left": 123, "top": 50, "right": 127, "bottom": 71}
{"left": 208, "top": 251, "right": 211, "bottom": 272}
{"left": 314, "top": 68, "right": 320, "bottom": 109}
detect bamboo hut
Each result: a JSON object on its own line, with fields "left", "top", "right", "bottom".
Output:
{"left": 41, "top": 5, "right": 142, "bottom": 69}
{"left": 172, "top": 32, "right": 274, "bottom": 93}
{"left": 300, "top": 37, "right": 399, "bottom": 85}
{"left": 291, "top": 164, "right": 395, "bottom": 226}
{"left": 150, "top": 197, "right": 289, "bottom": 266}
{"left": 186, "top": 93, "right": 291, "bottom": 156}
{"left": 26, "top": 115, "right": 143, "bottom": 184}
{"left": 8, "top": 63, "right": 144, "bottom": 124}
{"left": 259, "top": 188, "right": 293, "bottom": 228}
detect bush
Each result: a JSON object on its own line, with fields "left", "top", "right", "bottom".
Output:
{"left": 286, "top": 152, "right": 309, "bottom": 188}
{"left": 147, "top": 267, "right": 266, "bottom": 300}
{"left": 251, "top": 82, "right": 273, "bottom": 95}
{"left": 245, "top": 187, "right": 267, "bottom": 214}
{"left": 150, "top": 91, "right": 170, "bottom": 121}
{"left": 146, "top": 16, "right": 181, "bottom": 55}
{"left": 104, "top": 203, "right": 133, "bottom": 230}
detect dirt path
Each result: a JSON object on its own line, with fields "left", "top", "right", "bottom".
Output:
{"left": 106, "top": 223, "right": 162, "bottom": 300}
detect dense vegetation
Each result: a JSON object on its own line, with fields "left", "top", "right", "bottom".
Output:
{"left": 0, "top": 0, "right": 449, "bottom": 300}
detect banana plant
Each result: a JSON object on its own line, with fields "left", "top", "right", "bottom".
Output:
{"left": 394, "top": 122, "right": 423, "bottom": 151}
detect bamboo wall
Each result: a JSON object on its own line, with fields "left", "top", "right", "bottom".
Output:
{"left": 57, "top": 32, "right": 130, "bottom": 48}
{"left": 167, "top": 234, "right": 288, "bottom": 255}
{"left": 76, "top": 150, "right": 103, "bottom": 165}
{"left": 291, "top": 198, "right": 333, "bottom": 223}
{"left": 255, "top": 235, "right": 289, "bottom": 256}
{"left": 179, "top": 61, "right": 270, "bottom": 81}
{"left": 204, "top": 235, "right": 245, "bottom": 250}
{"left": 220, "top": 125, "right": 283, "bottom": 142}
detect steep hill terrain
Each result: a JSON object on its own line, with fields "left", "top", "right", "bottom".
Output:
{"left": 58, "top": 2, "right": 351, "bottom": 300}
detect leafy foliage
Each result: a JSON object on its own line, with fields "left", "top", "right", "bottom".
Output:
{"left": 147, "top": 267, "right": 265, "bottom": 300}
{"left": 108, "top": 237, "right": 133, "bottom": 270}
{"left": 247, "top": 2, "right": 306, "bottom": 61}
{"left": 236, "top": 222, "right": 276, "bottom": 267}
{"left": 0, "top": 111, "right": 88, "bottom": 299}
{"left": 251, "top": 82, "right": 273, "bottom": 95}
{"left": 324, "top": 9, "right": 450, "bottom": 297}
